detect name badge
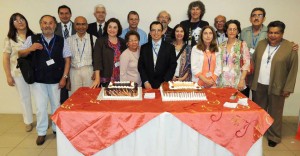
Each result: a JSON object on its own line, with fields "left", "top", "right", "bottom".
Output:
{"left": 249, "top": 48, "right": 255, "bottom": 54}
{"left": 223, "top": 66, "right": 229, "bottom": 72}
{"left": 115, "top": 61, "right": 120, "bottom": 67}
{"left": 46, "top": 59, "right": 55, "bottom": 66}
{"left": 206, "top": 72, "right": 212, "bottom": 77}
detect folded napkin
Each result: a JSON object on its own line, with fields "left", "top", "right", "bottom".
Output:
{"left": 237, "top": 98, "right": 248, "bottom": 106}
{"left": 144, "top": 93, "right": 155, "bottom": 99}
{"left": 223, "top": 102, "right": 238, "bottom": 108}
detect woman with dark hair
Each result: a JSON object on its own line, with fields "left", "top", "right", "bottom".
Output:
{"left": 2, "top": 13, "right": 34, "bottom": 132}
{"left": 180, "top": 0, "right": 209, "bottom": 47}
{"left": 91, "top": 18, "right": 127, "bottom": 88}
{"left": 171, "top": 24, "right": 191, "bottom": 81}
{"left": 120, "top": 30, "right": 142, "bottom": 86}
{"left": 191, "top": 25, "right": 221, "bottom": 88}
{"left": 217, "top": 20, "right": 250, "bottom": 94}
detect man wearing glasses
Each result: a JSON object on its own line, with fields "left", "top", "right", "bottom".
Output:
{"left": 66, "top": 16, "right": 97, "bottom": 95}
{"left": 120, "top": 11, "right": 147, "bottom": 46}
{"left": 138, "top": 21, "right": 177, "bottom": 89}
{"left": 214, "top": 15, "right": 227, "bottom": 45}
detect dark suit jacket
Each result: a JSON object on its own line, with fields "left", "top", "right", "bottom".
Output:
{"left": 55, "top": 22, "right": 76, "bottom": 37}
{"left": 87, "top": 22, "right": 104, "bottom": 38}
{"left": 138, "top": 40, "right": 177, "bottom": 89}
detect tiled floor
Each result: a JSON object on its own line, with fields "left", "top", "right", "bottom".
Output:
{"left": 0, "top": 114, "right": 300, "bottom": 156}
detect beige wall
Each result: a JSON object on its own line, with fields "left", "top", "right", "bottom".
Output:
{"left": 0, "top": 0, "right": 299, "bottom": 115}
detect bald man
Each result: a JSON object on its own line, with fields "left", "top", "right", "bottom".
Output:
{"left": 214, "top": 15, "right": 227, "bottom": 45}
{"left": 67, "top": 16, "right": 97, "bottom": 95}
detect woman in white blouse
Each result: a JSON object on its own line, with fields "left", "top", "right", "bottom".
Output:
{"left": 120, "top": 30, "right": 141, "bottom": 86}
{"left": 2, "top": 13, "right": 34, "bottom": 132}
{"left": 191, "top": 25, "right": 221, "bottom": 88}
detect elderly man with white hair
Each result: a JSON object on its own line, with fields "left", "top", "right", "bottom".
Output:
{"left": 87, "top": 4, "right": 107, "bottom": 38}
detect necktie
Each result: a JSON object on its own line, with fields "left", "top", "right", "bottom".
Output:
{"left": 98, "top": 24, "right": 102, "bottom": 37}
{"left": 64, "top": 24, "right": 69, "bottom": 39}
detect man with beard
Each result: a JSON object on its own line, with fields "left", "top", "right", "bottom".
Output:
{"left": 148, "top": 11, "right": 173, "bottom": 44}
{"left": 19, "top": 15, "right": 71, "bottom": 145}
{"left": 157, "top": 10, "right": 173, "bottom": 43}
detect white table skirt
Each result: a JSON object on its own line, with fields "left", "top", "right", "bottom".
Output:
{"left": 57, "top": 112, "right": 262, "bottom": 156}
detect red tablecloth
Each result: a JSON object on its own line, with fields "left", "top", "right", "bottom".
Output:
{"left": 52, "top": 87, "right": 273, "bottom": 156}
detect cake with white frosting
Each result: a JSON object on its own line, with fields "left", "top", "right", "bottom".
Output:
{"left": 160, "top": 81, "right": 206, "bottom": 101}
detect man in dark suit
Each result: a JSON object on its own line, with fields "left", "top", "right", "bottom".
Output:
{"left": 55, "top": 5, "right": 76, "bottom": 38}
{"left": 55, "top": 5, "right": 76, "bottom": 104}
{"left": 87, "top": 4, "right": 106, "bottom": 38}
{"left": 138, "top": 21, "right": 177, "bottom": 89}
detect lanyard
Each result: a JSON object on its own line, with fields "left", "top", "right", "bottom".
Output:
{"left": 251, "top": 28, "right": 261, "bottom": 48}
{"left": 76, "top": 38, "right": 86, "bottom": 61}
{"left": 267, "top": 44, "right": 280, "bottom": 64}
{"left": 41, "top": 35, "right": 56, "bottom": 58}
{"left": 205, "top": 51, "right": 212, "bottom": 71}
{"left": 225, "top": 49, "right": 230, "bottom": 66}
{"left": 153, "top": 44, "right": 159, "bottom": 57}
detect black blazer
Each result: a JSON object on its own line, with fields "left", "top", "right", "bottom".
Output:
{"left": 138, "top": 40, "right": 177, "bottom": 89}
{"left": 87, "top": 22, "right": 104, "bottom": 38}
{"left": 55, "top": 22, "right": 76, "bottom": 37}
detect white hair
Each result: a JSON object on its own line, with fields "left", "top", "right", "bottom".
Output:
{"left": 94, "top": 4, "right": 106, "bottom": 13}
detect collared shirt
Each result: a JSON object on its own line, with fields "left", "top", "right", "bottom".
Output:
{"left": 2, "top": 34, "right": 26, "bottom": 77}
{"left": 97, "top": 22, "right": 105, "bottom": 35}
{"left": 258, "top": 44, "right": 280, "bottom": 85}
{"left": 67, "top": 33, "right": 97, "bottom": 68}
{"left": 216, "top": 31, "right": 228, "bottom": 45}
{"left": 240, "top": 25, "right": 268, "bottom": 49}
{"left": 120, "top": 27, "right": 148, "bottom": 46}
{"left": 21, "top": 34, "right": 71, "bottom": 58}
{"left": 61, "top": 21, "right": 72, "bottom": 38}
{"left": 152, "top": 39, "right": 162, "bottom": 67}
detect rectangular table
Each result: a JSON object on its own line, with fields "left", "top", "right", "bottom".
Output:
{"left": 52, "top": 87, "right": 273, "bottom": 156}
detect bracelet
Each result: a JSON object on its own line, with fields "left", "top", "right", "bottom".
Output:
{"left": 63, "top": 75, "right": 68, "bottom": 79}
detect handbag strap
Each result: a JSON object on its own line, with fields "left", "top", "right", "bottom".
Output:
{"left": 176, "top": 44, "right": 187, "bottom": 60}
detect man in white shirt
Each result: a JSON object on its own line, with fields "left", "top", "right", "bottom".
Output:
{"left": 67, "top": 16, "right": 97, "bottom": 95}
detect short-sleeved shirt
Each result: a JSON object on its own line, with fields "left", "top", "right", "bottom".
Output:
{"left": 21, "top": 34, "right": 71, "bottom": 58}
{"left": 2, "top": 35, "right": 25, "bottom": 77}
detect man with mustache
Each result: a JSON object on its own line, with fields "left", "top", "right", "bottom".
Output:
{"left": 157, "top": 10, "right": 173, "bottom": 43}
{"left": 19, "top": 15, "right": 71, "bottom": 145}
{"left": 241, "top": 7, "right": 298, "bottom": 98}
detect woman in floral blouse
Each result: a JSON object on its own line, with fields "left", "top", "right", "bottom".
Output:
{"left": 217, "top": 20, "right": 250, "bottom": 94}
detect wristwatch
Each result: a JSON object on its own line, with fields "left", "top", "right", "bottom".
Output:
{"left": 63, "top": 75, "right": 68, "bottom": 79}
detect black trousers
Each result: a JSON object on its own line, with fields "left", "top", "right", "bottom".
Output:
{"left": 60, "top": 87, "right": 69, "bottom": 104}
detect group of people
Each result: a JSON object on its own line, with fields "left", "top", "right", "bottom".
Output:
{"left": 2, "top": 0, "right": 298, "bottom": 148}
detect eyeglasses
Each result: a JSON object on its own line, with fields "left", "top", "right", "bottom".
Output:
{"left": 228, "top": 28, "right": 237, "bottom": 32}
{"left": 150, "top": 29, "right": 162, "bottom": 33}
{"left": 251, "top": 14, "right": 264, "bottom": 18}
{"left": 75, "top": 23, "right": 87, "bottom": 26}
{"left": 159, "top": 16, "right": 169, "bottom": 20}
{"left": 215, "top": 21, "right": 225, "bottom": 24}
{"left": 128, "top": 39, "right": 139, "bottom": 43}
{"left": 14, "top": 18, "right": 25, "bottom": 23}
